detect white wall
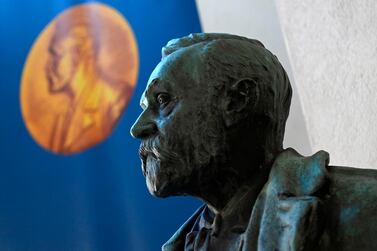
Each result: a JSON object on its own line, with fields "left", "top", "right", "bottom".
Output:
{"left": 195, "top": 0, "right": 312, "bottom": 156}
{"left": 275, "top": 0, "right": 377, "bottom": 168}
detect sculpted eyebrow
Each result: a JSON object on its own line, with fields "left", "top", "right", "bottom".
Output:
{"left": 140, "top": 96, "right": 147, "bottom": 109}
{"left": 145, "top": 78, "right": 160, "bottom": 96}
{"left": 139, "top": 79, "right": 160, "bottom": 109}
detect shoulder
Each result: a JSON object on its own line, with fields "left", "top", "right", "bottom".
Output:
{"left": 325, "top": 165, "right": 377, "bottom": 250}
{"left": 327, "top": 165, "right": 377, "bottom": 210}
{"left": 263, "top": 149, "right": 377, "bottom": 250}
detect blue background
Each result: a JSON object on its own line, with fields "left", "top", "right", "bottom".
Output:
{"left": 0, "top": 0, "right": 201, "bottom": 250}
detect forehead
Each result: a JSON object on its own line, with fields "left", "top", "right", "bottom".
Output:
{"left": 140, "top": 47, "right": 204, "bottom": 103}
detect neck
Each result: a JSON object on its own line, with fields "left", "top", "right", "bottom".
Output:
{"left": 195, "top": 163, "right": 271, "bottom": 215}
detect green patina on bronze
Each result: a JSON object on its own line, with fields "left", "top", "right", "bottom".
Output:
{"left": 130, "top": 33, "right": 377, "bottom": 251}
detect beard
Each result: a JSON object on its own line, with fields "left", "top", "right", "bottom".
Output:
{"left": 138, "top": 125, "right": 224, "bottom": 198}
{"left": 138, "top": 135, "right": 189, "bottom": 197}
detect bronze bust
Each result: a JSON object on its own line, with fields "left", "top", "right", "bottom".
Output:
{"left": 130, "top": 33, "right": 377, "bottom": 251}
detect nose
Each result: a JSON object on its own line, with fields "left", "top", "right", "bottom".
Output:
{"left": 130, "top": 110, "right": 158, "bottom": 139}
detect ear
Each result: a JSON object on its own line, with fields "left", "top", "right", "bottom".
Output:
{"left": 222, "top": 78, "right": 259, "bottom": 127}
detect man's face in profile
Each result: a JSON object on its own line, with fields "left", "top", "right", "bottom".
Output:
{"left": 46, "top": 26, "right": 90, "bottom": 92}
{"left": 131, "top": 47, "right": 224, "bottom": 197}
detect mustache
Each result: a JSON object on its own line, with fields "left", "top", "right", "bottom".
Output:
{"left": 138, "top": 136, "right": 180, "bottom": 174}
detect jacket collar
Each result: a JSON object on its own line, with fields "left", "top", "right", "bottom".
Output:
{"left": 162, "top": 205, "right": 206, "bottom": 251}
{"left": 267, "top": 148, "right": 329, "bottom": 197}
{"left": 162, "top": 148, "right": 330, "bottom": 251}
{"left": 243, "top": 148, "right": 330, "bottom": 251}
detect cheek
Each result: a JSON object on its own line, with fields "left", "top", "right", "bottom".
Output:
{"left": 146, "top": 106, "right": 223, "bottom": 196}
{"left": 165, "top": 109, "right": 212, "bottom": 168}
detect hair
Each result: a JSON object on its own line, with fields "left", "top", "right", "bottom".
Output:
{"left": 161, "top": 33, "right": 292, "bottom": 156}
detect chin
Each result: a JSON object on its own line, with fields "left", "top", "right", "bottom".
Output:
{"left": 146, "top": 180, "right": 169, "bottom": 198}
{"left": 145, "top": 161, "right": 186, "bottom": 198}
{"left": 143, "top": 157, "right": 169, "bottom": 197}
{"left": 145, "top": 166, "right": 187, "bottom": 198}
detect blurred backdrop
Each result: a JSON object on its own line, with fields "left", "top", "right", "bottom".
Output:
{"left": 0, "top": 0, "right": 376, "bottom": 250}
{"left": 0, "top": 1, "right": 201, "bottom": 250}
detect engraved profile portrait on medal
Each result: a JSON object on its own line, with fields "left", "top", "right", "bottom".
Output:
{"left": 21, "top": 3, "right": 139, "bottom": 154}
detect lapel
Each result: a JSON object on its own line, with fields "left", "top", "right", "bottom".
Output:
{"left": 162, "top": 205, "right": 206, "bottom": 251}
{"left": 162, "top": 148, "right": 330, "bottom": 251}
{"left": 243, "top": 148, "right": 329, "bottom": 251}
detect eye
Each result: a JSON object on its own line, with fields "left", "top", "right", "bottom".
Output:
{"left": 156, "top": 93, "right": 170, "bottom": 107}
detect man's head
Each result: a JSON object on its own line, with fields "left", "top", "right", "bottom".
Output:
{"left": 46, "top": 17, "right": 96, "bottom": 93}
{"left": 45, "top": 4, "right": 134, "bottom": 94}
{"left": 130, "top": 33, "right": 292, "bottom": 198}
